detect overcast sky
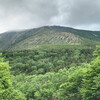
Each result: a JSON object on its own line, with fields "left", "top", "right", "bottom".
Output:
{"left": 0, "top": 0, "right": 100, "bottom": 33}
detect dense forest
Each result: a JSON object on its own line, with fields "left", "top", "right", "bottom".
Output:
{"left": 2, "top": 45, "right": 94, "bottom": 75}
{"left": 1, "top": 45, "right": 100, "bottom": 100}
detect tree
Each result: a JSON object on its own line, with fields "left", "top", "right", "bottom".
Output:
{"left": 80, "top": 46, "right": 100, "bottom": 100}
{"left": 0, "top": 53, "right": 26, "bottom": 100}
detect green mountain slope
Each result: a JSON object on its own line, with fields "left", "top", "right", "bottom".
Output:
{"left": 0, "top": 26, "right": 100, "bottom": 50}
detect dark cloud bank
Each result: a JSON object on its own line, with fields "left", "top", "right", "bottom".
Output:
{"left": 0, "top": 0, "right": 100, "bottom": 33}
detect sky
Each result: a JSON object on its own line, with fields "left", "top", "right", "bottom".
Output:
{"left": 0, "top": 0, "right": 100, "bottom": 33}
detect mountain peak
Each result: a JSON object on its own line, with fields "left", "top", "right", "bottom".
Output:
{"left": 0, "top": 26, "right": 100, "bottom": 50}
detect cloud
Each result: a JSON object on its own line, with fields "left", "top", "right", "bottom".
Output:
{"left": 51, "top": 0, "right": 100, "bottom": 30}
{"left": 66, "top": 0, "right": 100, "bottom": 25}
{"left": 0, "top": 0, "right": 59, "bottom": 32}
{"left": 0, "top": 0, "right": 100, "bottom": 33}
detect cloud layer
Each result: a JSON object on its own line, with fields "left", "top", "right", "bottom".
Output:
{"left": 0, "top": 0, "right": 100, "bottom": 32}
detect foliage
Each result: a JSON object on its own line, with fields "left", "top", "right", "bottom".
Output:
{"left": 2, "top": 46, "right": 94, "bottom": 75}
{"left": 1, "top": 46, "right": 100, "bottom": 100}
{"left": 0, "top": 53, "right": 26, "bottom": 100}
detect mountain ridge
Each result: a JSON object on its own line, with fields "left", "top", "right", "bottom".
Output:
{"left": 0, "top": 26, "right": 100, "bottom": 50}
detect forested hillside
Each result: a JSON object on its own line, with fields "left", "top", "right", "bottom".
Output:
{"left": 0, "top": 0, "right": 100, "bottom": 99}
{"left": 1, "top": 45, "right": 100, "bottom": 100}
{"left": 2, "top": 45, "right": 93, "bottom": 75}
{"left": 0, "top": 26, "right": 100, "bottom": 50}
{"left": 0, "top": 26, "right": 100, "bottom": 100}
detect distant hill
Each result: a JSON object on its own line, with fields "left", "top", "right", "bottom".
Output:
{"left": 0, "top": 26, "right": 100, "bottom": 50}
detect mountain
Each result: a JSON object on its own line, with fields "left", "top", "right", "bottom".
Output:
{"left": 0, "top": 26, "right": 100, "bottom": 50}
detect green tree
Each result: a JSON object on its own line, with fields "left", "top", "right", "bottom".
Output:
{"left": 80, "top": 46, "right": 100, "bottom": 100}
{"left": 0, "top": 53, "right": 26, "bottom": 100}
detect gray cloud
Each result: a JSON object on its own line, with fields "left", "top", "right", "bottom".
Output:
{"left": 51, "top": 0, "right": 100, "bottom": 30}
{"left": 0, "top": 0, "right": 100, "bottom": 33}
{"left": 66, "top": 0, "right": 100, "bottom": 25}
{"left": 0, "top": 0, "right": 59, "bottom": 32}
